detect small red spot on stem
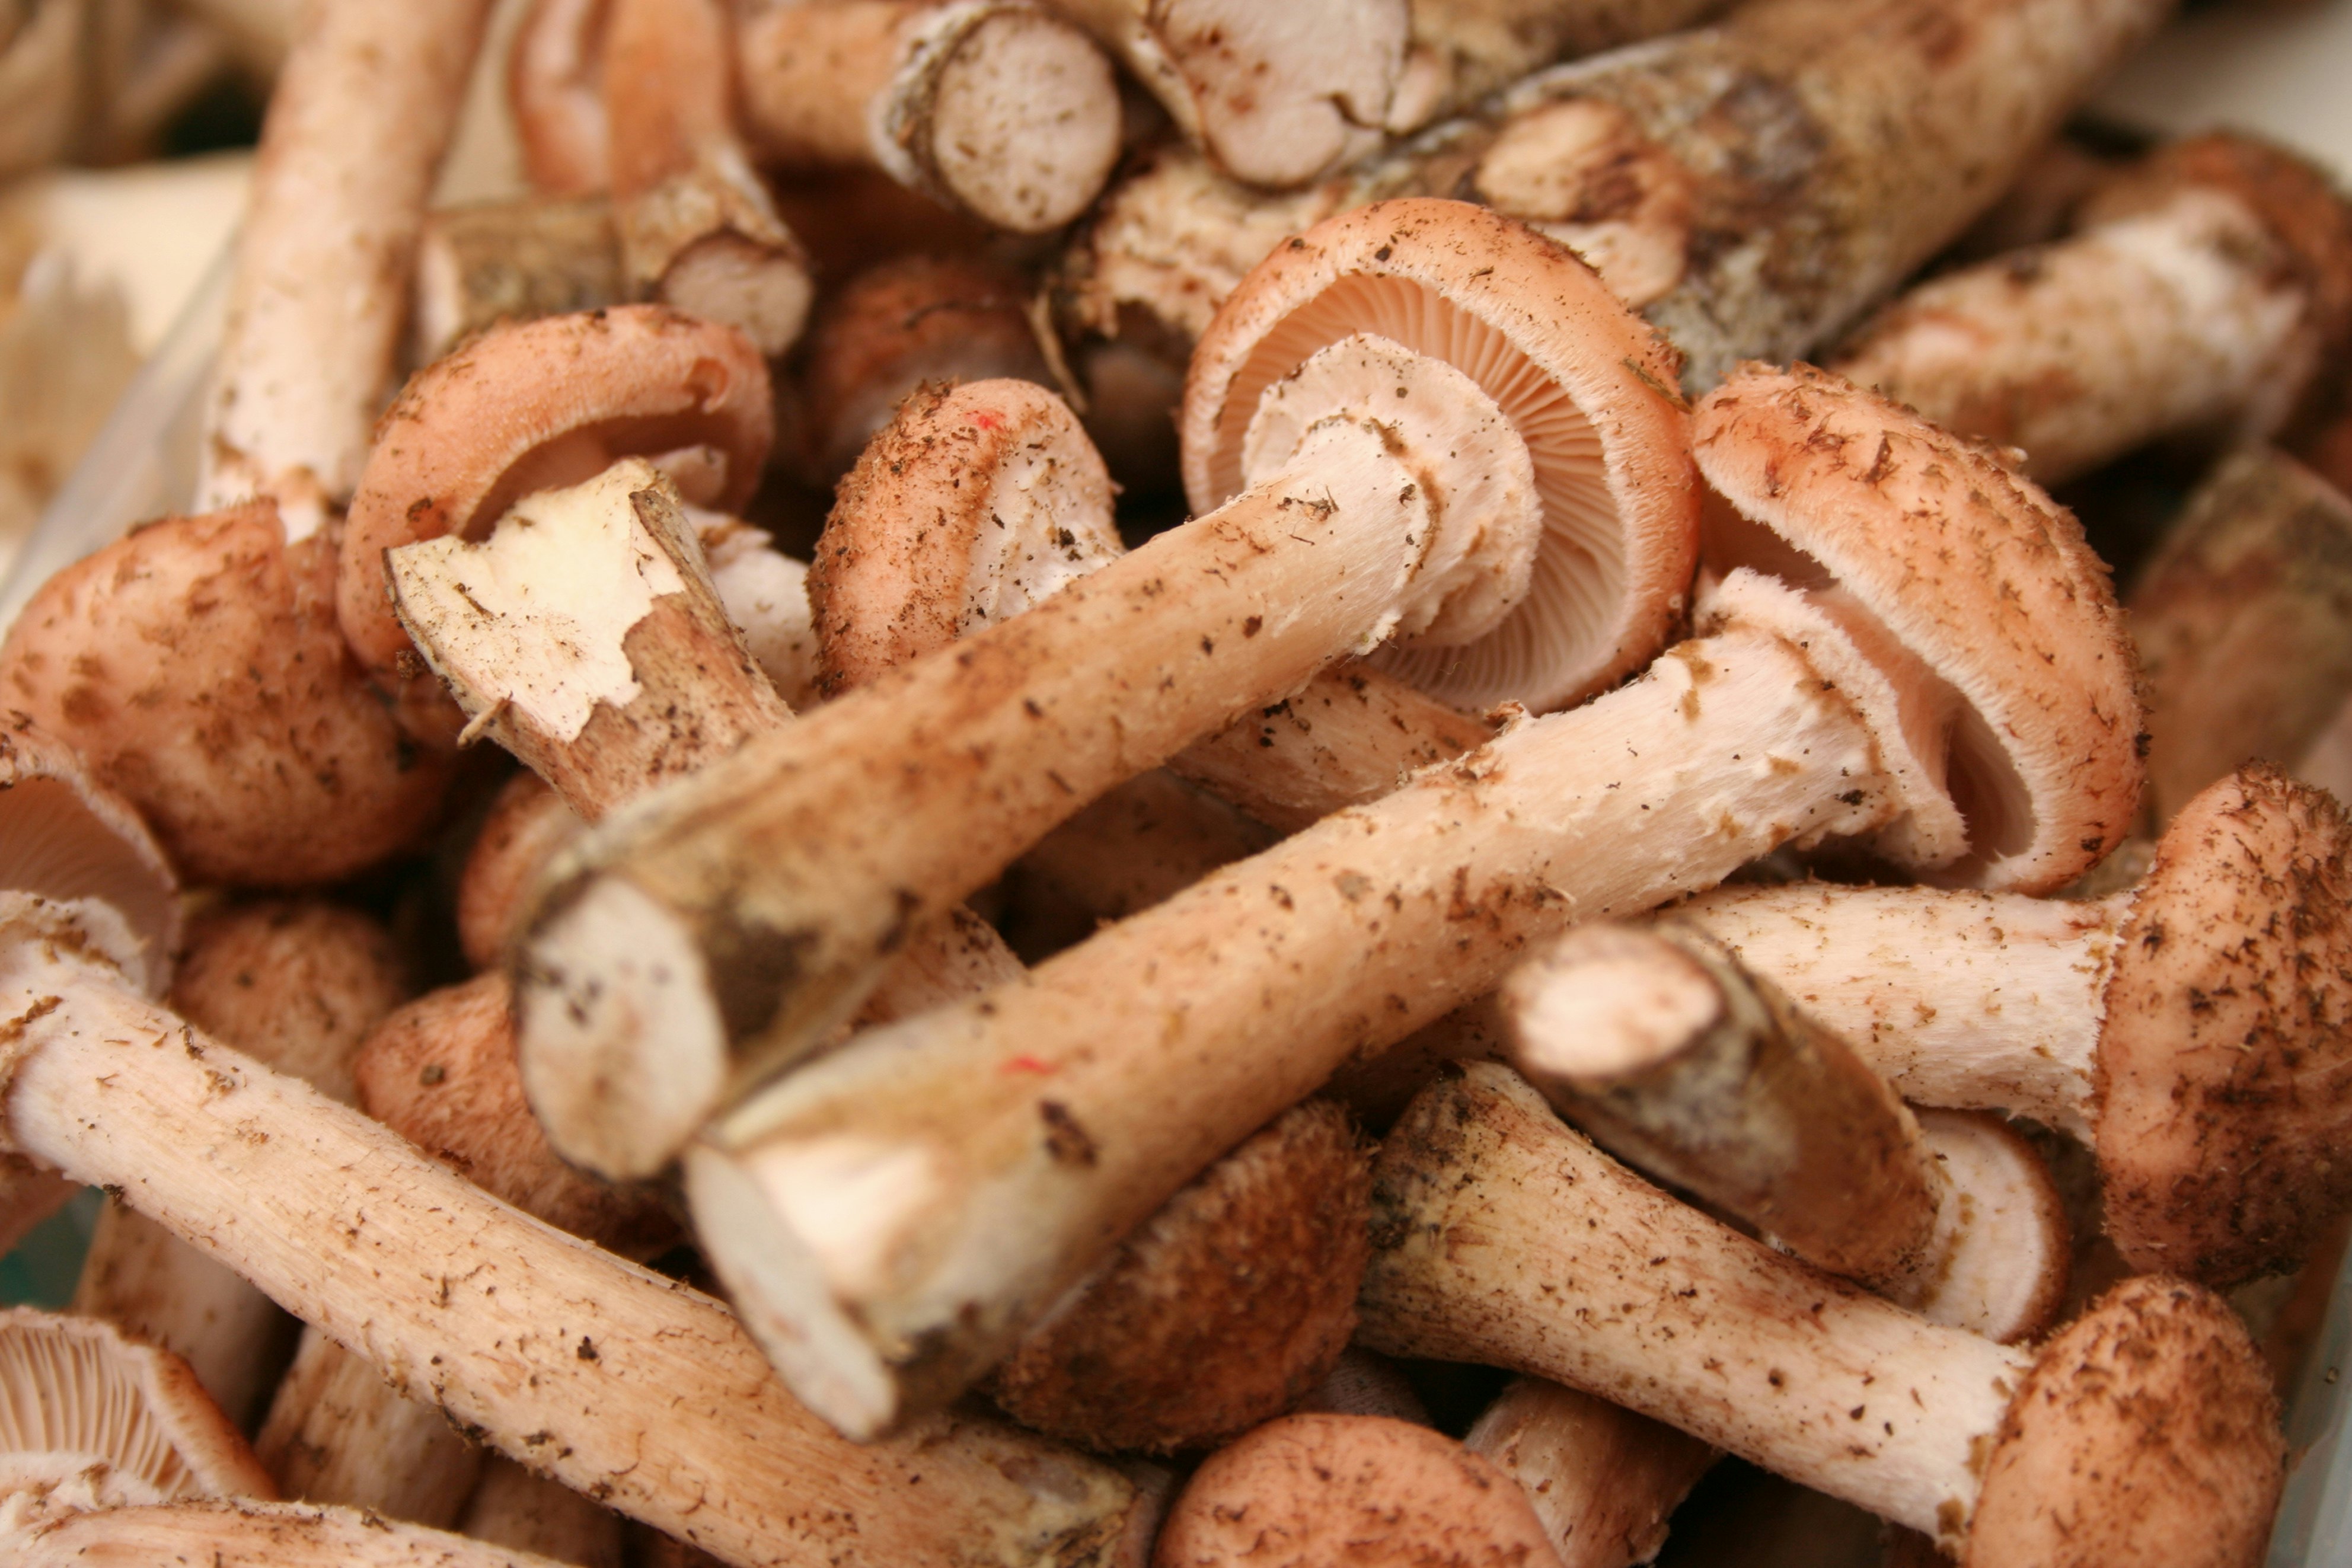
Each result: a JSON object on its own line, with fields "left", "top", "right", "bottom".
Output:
{"left": 1003, "top": 1055, "right": 1056, "bottom": 1075}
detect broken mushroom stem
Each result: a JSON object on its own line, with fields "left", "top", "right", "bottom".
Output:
{"left": 1358, "top": 1064, "right": 2281, "bottom": 1566}
{"left": 1462, "top": 1377, "right": 1717, "bottom": 1568}
{"left": 1502, "top": 920, "right": 2068, "bottom": 1341}
{"left": 253, "top": 1327, "right": 484, "bottom": 1529}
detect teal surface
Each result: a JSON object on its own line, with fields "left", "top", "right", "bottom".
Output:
{"left": 0, "top": 1189, "right": 100, "bottom": 1310}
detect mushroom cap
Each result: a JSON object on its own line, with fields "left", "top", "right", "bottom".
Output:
{"left": 0, "top": 1308, "right": 275, "bottom": 1517}
{"left": 1692, "top": 363, "right": 2141, "bottom": 894}
{"left": 2093, "top": 764, "right": 2352, "bottom": 1285}
{"left": 168, "top": 899, "right": 410, "bottom": 1108}
{"left": 1966, "top": 1275, "right": 2280, "bottom": 1568}
{"left": 812, "top": 378, "right": 1121, "bottom": 697}
{"left": 0, "top": 507, "right": 455, "bottom": 888}
{"left": 0, "top": 716, "right": 177, "bottom": 995}
{"left": 353, "top": 971, "right": 679, "bottom": 1259}
{"left": 989, "top": 1098, "right": 1370, "bottom": 1455}
{"left": 1180, "top": 198, "right": 1697, "bottom": 714}
{"left": 340, "top": 305, "right": 773, "bottom": 689}
{"left": 1153, "top": 1413, "right": 1557, "bottom": 1567}
{"left": 457, "top": 771, "right": 585, "bottom": 971}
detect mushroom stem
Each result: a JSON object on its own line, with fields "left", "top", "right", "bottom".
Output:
{"left": 1394, "top": 0, "right": 1730, "bottom": 132}
{"left": 736, "top": 0, "right": 1123, "bottom": 234}
{"left": 1363, "top": 1064, "right": 2283, "bottom": 1561}
{"left": 459, "top": 1457, "right": 623, "bottom": 1568}
{"left": 411, "top": 195, "right": 624, "bottom": 366}
{"left": 1461, "top": 1378, "right": 1716, "bottom": 1568}
{"left": 7, "top": 1499, "right": 591, "bottom": 1567}
{"left": 604, "top": 0, "right": 812, "bottom": 356}
{"left": 1830, "top": 133, "right": 2352, "bottom": 484}
{"left": 197, "top": 0, "right": 495, "bottom": 535}
{"left": 0, "top": 919, "right": 1144, "bottom": 1568}
{"left": 1502, "top": 921, "right": 2069, "bottom": 1340}
{"left": 2126, "top": 446, "right": 2352, "bottom": 826}
{"left": 253, "top": 1330, "right": 483, "bottom": 1528}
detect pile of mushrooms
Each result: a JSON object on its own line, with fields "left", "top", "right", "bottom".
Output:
{"left": 8, "top": 2, "right": 2352, "bottom": 1566}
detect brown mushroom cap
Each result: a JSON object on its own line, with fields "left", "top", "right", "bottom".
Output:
{"left": 0, "top": 716, "right": 177, "bottom": 994}
{"left": 457, "top": 771, "right": 586, "bottom": 972}
{"left": 169, "top": 899, "right": 410, "bottom": 1107}
{"left": 1967, "top": 1275, "right": 2280, "bottom": 1568}
{"left": 0, "top": 1308, "right": 275, "bottom": 1515}
{"left": 1153, "top": 1413, "right": 1558, "bottom": 1567}
{"left": 339, "top": 306, "right": 773, "bottom": 696}
{"left": 0, "top": 510, "right": 449, "bottom": 892}
{"left": 988, "top": 1098, "right": 1370, "bottom": 1455}
{"left": 2095, "top": 764, "right": 2352, "bottom": 1285}
{"left": 811, "top": 378, "right": 1121, "bottom": 697}
{"left": 1692, "top": 363, "right": 2140, "bottom": 894}
{"left": 1180, "top": 198, "right": 1697, "bottom": 714}
{"left": 353, "top": 972, "right": 678, "bottom": 1258}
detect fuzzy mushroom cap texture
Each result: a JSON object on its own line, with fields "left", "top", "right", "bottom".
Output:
{"left": 2094, "top": 764, "right": 2352, "bottom": 1285}
{"left": 812, "top": 378, "right": 1122, "bottom": 697}
{"left": 1181, "top": 198, "right": 1697, "bottom": 714}
{"left": 0, "top": 506, "right": 453, "bottom": 890}
{"left": 340, "top": 305, "right": 774, "bottom": 685}
{"left": 1967, "top": 1275, "right": 2281, "bottom": 1568}
{"left": 353, "top": 972, "right": 679, "bottom": 1258}
{"left": 0, "top": 1308, "right": 276, "bottom": 1519}
{"left": 988, "top": 1099, "right": 1370, "bottom": 1455}
{"left": 0, "top": 716, "right": 177, "bottom": 994}
{"left": 458, "top": 771, "right": 586, "bottom": 971}
{"left": 170, "top": 899, "right": 410, "bottom": 1107}
{"left": 1153, "top": 1413, "right": 1557, "bottom": 1568}
{"left": 1692, "top": 363, "right": 2140, "bottom": 895}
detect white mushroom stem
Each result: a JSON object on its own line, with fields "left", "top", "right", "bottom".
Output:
{"left": 1048, "top": 0, "right": 1407, "bottom": 188}
{"left": 6, "top": 1499, "right": 585, "bottom": 1567}
{"left": 526, "top": 371, "right": 1524, "bottom": 1177}
{"left": 253, "top": 1330, "right": 483, "bottom": 1529}
{"left": 604, "top": 0, "right": 812, "bottom": 356}
{"left": 736, "top": 0, "right": 1122, "bottom": 234}
{"left": 197, "top": 0, "right": 496, "bottom": 538}
{"left": 1393, "top": 0, "right": 1729, "bottom": 132}
{"left": 459, "top": 1458, "right": 623, "bottom": 1568}
{"left": 0, "top": 909, "right": 1144, "bottom": 1568}
{"left": 1502, "top": 921, "right": 2067, "bottom": 1341}
{"left": 1461, "top": 1378, "right": 1716, "bottom": 1568}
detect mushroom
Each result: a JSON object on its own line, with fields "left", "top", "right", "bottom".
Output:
{"left": 602, "top": 0, "right": 812, "bottom": 357}
{"left": 687, "top": 509, "right": 822, "bottom": 711}
{"left": 1830, "top": 132, "right": 2352, "bottom": 484}
{"left": 1063, "top": 0, "right": 2171, "bottom": 389}
{"left": 1151, "top": 1413, "right": 1561, "bottom": 1568}
{"left": 508, "top": 0, "right": 607, "bottom": 199}
{"left": 1462, "top": 1379, "right": 1716, "bottom": 1568}
{"left": 251, "top": 1329, "right": 484, "bottom": 1531}
{"left": 458, "top": 772, "right": 584, "bottom": 971}
{"left": 73, "top": 899, "right": 410, "bottom": 1428}
{"left": 5, "top": 1499, "right": 602, "bottom": 1567}
{"left": 675, "top": 359, "right": 2132, "bottom": 1438}
{"left": 0, "top": 751, "right": 1151, "bottom": 1565}
{"left": 197, "top": 0, "right": 494, "bottom": 536}
{"left": 521, "top": 199, "right": 1698, "bottom": 1181}
{"left": 0, "top": 499, "right": 458, "bottom": 888}
{"left": 1048, "top": 0, "right": 1408, "bottom": 189}
{"left": 2126, "top": 447, "right": 2352, "bottom": 826}
{"left": 1358, "top": 1063, "right": 2284, "bottom": 1566}
{"left": 411, "top": 194, "right": 625, "bottom": 366}
{"left": 735, "top": 0, "right": 1124, "bottom": 235}
{"left": 0, "top": 0, "right": 81, "bottom": 183}
{"left": 0, "top": 1307, "right": 275, "bottom": 1527}
{"left": 1295, "top": 1347, "right": 1428, "bottom": 1423}
{"left": 1501, "top": 921, "right": 2069, "bottom": 1342}
{"left": 459, "top": 1458, "right": 623, "bottom": 1568}
{"left": 1391, "top": 0, "right": 1731, "bottom": 134}
{"left": 1674, "top": 763, "right": 2352, "bottom": 1288}
{"left": 337, "top": 306, "right": 774, "bottom": 746}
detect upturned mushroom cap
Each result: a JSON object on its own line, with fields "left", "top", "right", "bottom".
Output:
{"left": 353, "top": 972, "right": 679, "bottom": 1259}
{"left": 1180, "top": 198, "right": 1697, "bottom": 713}
{"left": 1153, "top": 1413, "right": 1558, "bottom": 1567}
{"left": 812, "top": 378, "right": 1122, "bottom": 697}
{"left": 1692, "top": 362, "right": 2140, "bottom": 894}
{"left": 2094, "top": 764, "right": 2352, "bottom": 1285}
{"left": 0, "top": 507, "right": 455, "bottom": 889}
{"left": 988, "top": 1098, "right": 1370, "bottom": 1455}
{"left": 1967, "top": 1275, "right": 2280, "bottom": 1568}
{"left": 169, "top": 900, "right": 409, "bottom": 1108}
{"left": 0, "top": 716, "right": 176, "bottom": 994}
{"left": 0, "top": 1308, "right": 275, "bottom": 1521}
{"left": 339, "top": 306, "right": 773, "bottom": 707}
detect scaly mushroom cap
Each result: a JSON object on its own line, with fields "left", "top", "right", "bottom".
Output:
{"left": 1153, "top": 1413, "right": 1556, "bottom": 1567}
{"left": 0, "top": 1308, "right": 275, "bottom": 1521}
{"left": 0, "top": 716, "right": 176, "bottom": 994}
{"left": 1180, "top": 198, "right": 1697, "bottom": 714}
{"left": 353, "top": 972, "right": 679, "bottom": 1259}
{"left": 0, "top": 506, "right": 454, "bottom": 890}
{"left": 458, "top": 771, "right": 585, "bottom": 970}
{"left": 170, "top": 899, "right": 410, "bottom": 1107}
{"left": 812, "top": 378, "right": 1121, "bottom": 697}
{"left": 988, "top": 1099, "right": 1370, "bottom": 1455}
{"left": 1692, "top": 363, "right": 2140, "bottom": 894}
{"left": 1967, "top": 1276, "right": 2280, "bottom": 1568}
{"left": 340, "top": 305, "right": 773, "bottom": 701}
{"left": 2093, "top": 764, "right": 2352, "bottom": 1285}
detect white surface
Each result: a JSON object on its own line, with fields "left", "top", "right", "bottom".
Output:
{"left": 2094, "top": 0, "right": 2352, "bottom": 178}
